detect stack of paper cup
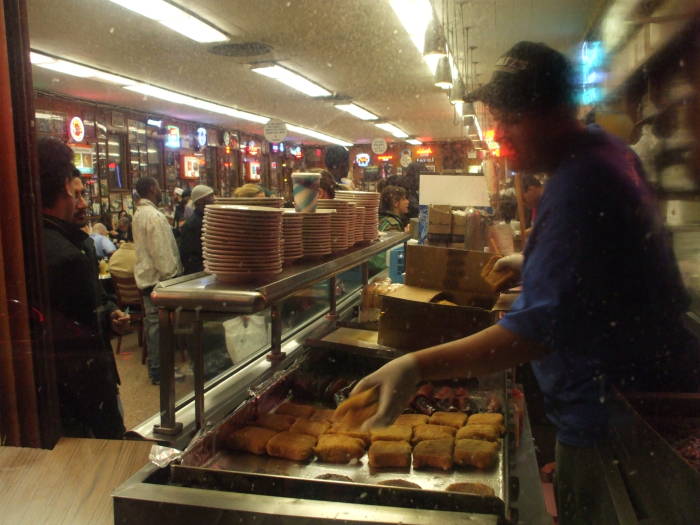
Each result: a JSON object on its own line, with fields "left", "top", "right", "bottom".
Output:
{"left": 292, "top": 172, "right": 321, "bottom": 213}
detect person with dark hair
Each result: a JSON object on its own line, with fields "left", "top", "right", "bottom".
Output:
{"left": 324, "top": 146, "right": 352, "bottom": 188}
{"left": 179, "top": 184, "right": 214, "bottom": 275}
{"left": 38, "top": 136, "right": 129, "bottom": 438}
{"left": 133, "top": 176, "right": 182, "bottom": 384}
{"left": 172, "top": 186, "right": 191, "bottom": 234}
{"left": 378, "top": 185, "right": 408, "bottom": 232}
{"left": 402, "top": 162, "right": 422, "bottom": 219}
{"left": 317, "top": 169, "right": 337, "bottom": 199}
{"left": 349, "top": 41, "right": 698, "bottom": 524}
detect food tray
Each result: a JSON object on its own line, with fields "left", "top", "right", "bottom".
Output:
{"left": 172, "top": 347, "right": 510, "bottom": 518}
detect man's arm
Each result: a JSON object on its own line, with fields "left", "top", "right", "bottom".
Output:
{"left": 145, "top": 213, "right": 182, "bottom": 279}
{"left": 415, "top": 324, "right": 548, "bottom": 381}
{"left": 352, "top": 325, "right": 549, "bottom": 428}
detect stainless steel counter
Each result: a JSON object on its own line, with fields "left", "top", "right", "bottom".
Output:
{"left": 151, "top": 231, "right": 409, "bottom": 313}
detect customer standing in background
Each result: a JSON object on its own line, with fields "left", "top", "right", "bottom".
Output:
{"left": 133, "top": 176, "right": 183, "bottom": 385}
{"left": 179, "top": 184, "right": 215, "bottom": 275}
{"left": 38, "top": 137, "right": 129, "bottom": 438}
{"left": 378, "top": 185, "right": 409, "bottom": 232}
{"left": 402, "top": 162, "right": 422, "bottom": 219}
{"left": 324, "top": 146, "right": 353, "bottom": 189}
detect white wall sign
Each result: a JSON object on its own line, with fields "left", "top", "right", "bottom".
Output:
{"left": 400, "top": 154, "right": 412, "bottom": 167}
{"left": 371, "top": 138, "right": 387, "bottom": 154}
{"left": 196, "top": 127, "right": 207, "bottom": 147}
{"left": 264, "top": 120, "right": 288, "bottom": 142}
{"left": 69, "top": 116, "right": 85, "bottom": 143}
{"left": 419, "top": 174, "right": 490, "bottom": 207}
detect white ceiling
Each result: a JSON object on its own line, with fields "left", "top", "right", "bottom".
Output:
{"left": 27, "top": 0, "right": 600, "bottom": 145}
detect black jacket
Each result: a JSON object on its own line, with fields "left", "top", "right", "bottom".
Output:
{"left": 43, "top": 216, "right": 121, "bottom": 415}
{"left": 178, "top": 207, "right": 204, "bottom": 275}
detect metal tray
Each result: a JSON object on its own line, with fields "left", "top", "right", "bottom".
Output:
{"left": 171, "top": 346, "right": 510, "bottom": 519}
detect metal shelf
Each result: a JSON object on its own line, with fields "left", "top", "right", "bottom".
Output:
{"left": 152, "top": 231, "right": 409, "bottom": 313}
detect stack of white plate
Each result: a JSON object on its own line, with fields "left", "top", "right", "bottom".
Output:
{"left": 202, "top": 204, "right": 283, "bottom": 284}
{"left": 301, "top": 209, "right": 335, "bottom": 258}
{"left": 317, "top": 199, "right": 353, "bottom": 252}
{"left": 282, "top": 210, "right": 304, "bottom": 264}
{"left": 216, "top": 197, "right": 284, "bottom": 208}
{"left": 335, "top": 190, "right": 380, "bottom": 243}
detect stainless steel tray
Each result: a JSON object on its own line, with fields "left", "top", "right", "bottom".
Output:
{"left": 172, "top": 346, "right": 509, "bottom": 518}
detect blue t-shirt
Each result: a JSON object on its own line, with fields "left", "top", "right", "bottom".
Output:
{"left": 90, "top": 233, "right": 116, "bottom": 259}
{"left": 499, "top": 126, "right": 693, "bottom": 447}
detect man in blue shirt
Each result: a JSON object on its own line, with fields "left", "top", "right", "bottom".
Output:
{"left": 350, "top": 42, "right": 699, "bottom": 524}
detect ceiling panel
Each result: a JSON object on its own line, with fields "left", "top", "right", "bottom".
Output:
{"left": 27, "top": 0, "right": 599, "bottom": 144}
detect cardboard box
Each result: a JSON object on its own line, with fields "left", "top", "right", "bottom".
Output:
{"left": 378, "top": 245, "right": 497, "bottom": 350}
{"left": 451, "top": 210, "right": 466, "bottom": 242}
{"left": 428, "top": 205, "right": 452, "bottom": 236}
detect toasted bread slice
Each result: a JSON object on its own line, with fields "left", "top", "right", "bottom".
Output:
{"left": 265, "top": 431, "right": 317, "bottom": 461}
{"left": 412, "top": 438, "right": 454, "bottom": 471}
{"left": 429, "top": 411, "right": 467, "bottom": 429}
{"left": 314, "top": 434, "right": 366, "bottom": 463}
{"left": 225, "top": 426, "right": 279, "bottom": 455}
{"left": 454, "top": 438, "right": 498, "bottom": 469}
{"left": 368, "top": 440, "right": 412, "bottom": 468}
{"left": 370, "top": 425, "right": 413, "bottom": 443}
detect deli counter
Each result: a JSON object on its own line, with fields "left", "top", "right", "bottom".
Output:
{"left": 113, "top": 234, "right": 699, "bottom": 524}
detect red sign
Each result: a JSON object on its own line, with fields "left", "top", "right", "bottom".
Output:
{"left": 416, "top": 147, "right": 433, "bottom": 156}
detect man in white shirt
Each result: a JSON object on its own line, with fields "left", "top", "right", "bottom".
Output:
{"left": 133, "top": 176, "right": 183, "bottom": 384}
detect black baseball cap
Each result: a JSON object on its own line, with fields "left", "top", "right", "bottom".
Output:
{"left": 466, "top": 41, "right": 575, "bottom": 112}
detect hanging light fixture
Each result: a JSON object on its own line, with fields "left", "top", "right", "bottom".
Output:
{"left": 434, "top": 56, "right": 452, "bottom": 89}
{"left": 423, "top": 17, "right": 446, "bottom": 58}
{"left": 449, "top": 77, "right": 465, "bottom": 104}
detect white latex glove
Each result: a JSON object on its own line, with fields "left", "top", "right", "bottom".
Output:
{"left": 493, "top": 253, "right": 524, "bottom": 274}
{"left": 350, "top": 354, "right": 422, "bottom": 431}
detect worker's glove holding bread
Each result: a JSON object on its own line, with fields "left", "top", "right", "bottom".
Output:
{"left": 347, "top": 354, "right": 422, "bottom": 431}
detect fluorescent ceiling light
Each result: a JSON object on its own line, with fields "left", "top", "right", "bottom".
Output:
{"left": 108, "top": 0, "right": 228, "bottom": 43}
{"left": 375, "top": 122, "right": 409, "bottom": 139}
{"left": 286, "top": 124, "right": 352, "bottom": 147}
{"left": 334, "top": 103, "right": 378, "bottom": 121}
{"left": 32, "top": 51, "right": 136, "bottom": 85}
{"left": 251, "top": 64, "right": 331, "bottom": 97}
{"left": 406, "top": 138, "right": 422, "bottom": 145}
{"left": 125, "top": 83, "right": 270, "bottom": 124}
{"left": 30, "top": 51, "right": 55, "bottom": 65}
{"left": 37, "top": 60, "right": 96, "bottom": 78}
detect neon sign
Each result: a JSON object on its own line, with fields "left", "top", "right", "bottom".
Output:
{"left": 578, "top": 41, "right": 606, "bottom": 105}
{"left": 355, "top": 153, "right": 370, "bottom": 167}
{"left": 377, "top": 154, "right": 393, "bottom": 162}
{"left": 484, "top": 129, "right": 500, "bottom": 157}
{"left": 196, "top": 127, "right": 207, "bottom": 147}
{"left": 416, "top": 147, "right": 433, "bottom": 156}
{"left": 165, "top": 125, "right": 180, "bottom": 148}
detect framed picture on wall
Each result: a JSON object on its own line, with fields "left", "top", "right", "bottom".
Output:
{"left": 110, "top": 193, "right": 122, "bottom": 212}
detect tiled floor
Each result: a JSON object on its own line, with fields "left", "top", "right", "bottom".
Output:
{"left": 112, "top": 332, "right": 193, "bottom": 430}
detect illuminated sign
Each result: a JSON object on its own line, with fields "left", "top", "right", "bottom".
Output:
{"left": 289, "top": 145, "right": 303, "bottom": 159}
{"left": 69, "top": 116, "right": 85, "bottom": 143}
{"left": 165, "top": 125, "right": 180, "bottom": 148}
{"left": 248, "top": 161, "right": 261, "bottom": 181}
{"left": 484, "top": 129, "right": 500, "bottom": 157}
{"left": 355, "top": 153, "right": 370, "bottom": 167}
{"left": 146, "top": 118, "right": 162, "bottom": 127}
{"left": 247, "top": 141, "right": 260, "bottom": 156}
{"left": 377, "top": 154, "right": 393, "bottom": 162}
{"left": 578, "top": 41, "right": 606, "bottom": 105}
{"left": 416, "top": 147, "right": 433, "bottom": 156}
{"left": 196, "top": 127, "right": 207, "bottom": 147}
{"left": 181, "top": 155, "right": 200, "bottom": 179}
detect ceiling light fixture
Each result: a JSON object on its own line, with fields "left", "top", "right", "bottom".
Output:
{"left": 29, "top": 51, "right": 55, "bottom": 65}
{"left": 388, "top": 0, "right": 443, "bottom": 74}
{"left": 107, "top": 0, "right": 228, "bottom": 43}
{"left": 334, "top": 103, "right": 378, "bottom": 121}
{"left": 286, "top": 124, "right": 353, "bottom": 147}
{"left": 251, "top": 64, "right": 331, "bottom": 97}
{"left": 449, "top": 77, "right": 465, "bottom": 104}
{"left": 124, "top": 83, "right": 270, "bottom": 124}
{"left": 434, "top": 56, "right": 453, "bottom": 90}
{"left": 406, "top": 138, "right": 422, "bottom": 145}
{"left": 375, "top": 122, "right": 409, "bottom": 139}
{"left": 423, "top": 17, "right": 447, "bottom": 59}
